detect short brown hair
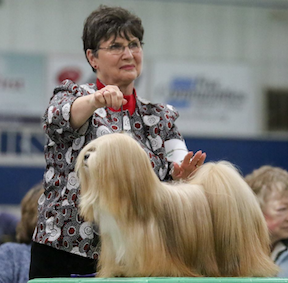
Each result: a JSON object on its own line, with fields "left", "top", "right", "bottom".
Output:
{"left": 16, "top": 183, "right": 44, "bottom": 244}
{"left": 82, "top": 5, "right": 144, "bottom": 72}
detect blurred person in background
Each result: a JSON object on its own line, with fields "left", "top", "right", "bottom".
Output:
{"left": 29, "top": 4, "right": 206, "bottom": 279}
{"left": 0, "top": 183, "right": 44, "bottom": 283}
{"left": 245, "top": 165, "right": 288, "bottom": 277}
{"left": 0, "top": 212, "right": 19, "bottom": 244}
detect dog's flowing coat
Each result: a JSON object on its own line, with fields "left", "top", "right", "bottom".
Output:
{"left": 76, "top": 133, "right": 219, "bottom": 277}
{"left": 187, "top": 161, "right": 279, "bottom": 277}
{"left": 76, "top": 133, "right": 278, "bottom": 277}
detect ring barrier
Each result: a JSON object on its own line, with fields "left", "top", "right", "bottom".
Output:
{"left": 28, "top": 277, "right": 288, "bottom": 283}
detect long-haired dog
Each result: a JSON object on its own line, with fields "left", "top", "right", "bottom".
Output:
{"left": 76, "top": 133, "right": 278, "bottom": 277}
{"left": 187, "top": 161, "right": 279, "bottom": 277}
{"left": 76, "top": 133, "right": 220, "bottom": 277}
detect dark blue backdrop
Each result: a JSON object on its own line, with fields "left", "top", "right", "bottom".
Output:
{"left": 185, "top": 136, "right": 288, "bottom": 176}
{"left": 0, "top": 136, "right": 287, "bottom": 205}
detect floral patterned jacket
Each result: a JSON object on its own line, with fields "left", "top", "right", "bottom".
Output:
{"left": 33, "top": 79, "right": 186, "bottom": 259}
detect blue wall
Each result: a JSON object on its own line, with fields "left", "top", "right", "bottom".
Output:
{"left": 185, "top": 136, "right": 288, "bottom": 176}
{"left": 0, "top": 166, "right": 44, "bottom": 205}
{"left": 0, "top": 136, "right": 287, "bottom": 205}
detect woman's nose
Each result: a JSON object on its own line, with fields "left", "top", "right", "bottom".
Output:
{"left": 122, "top": 46, "right": 133, "bottom": 57}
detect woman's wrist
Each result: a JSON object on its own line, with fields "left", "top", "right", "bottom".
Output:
{"left": 89, "top": 90, "right": 103, "bottom": 110}
{"left": 70, "top": 94, "right": 100, "bottom": 129}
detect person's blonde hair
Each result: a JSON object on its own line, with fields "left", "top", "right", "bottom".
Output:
{"left": 16, "top": 183, "right": 44, "bottom": 244}
{"left": 188, "top": 161, "right": 278, "bottom": 277}
{"left": 245, "top": 165, "right": 288, "bottom": 209}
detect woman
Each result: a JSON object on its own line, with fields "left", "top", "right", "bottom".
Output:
{"left": 245, "top": 166, "right": 288, "bottom": 277}
{"left": 29, "top": 5, "right": 205, "bottom": 279}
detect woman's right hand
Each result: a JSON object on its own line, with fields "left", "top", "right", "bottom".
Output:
{"left": 71, "top": 85, "right": 127, "bottom": 129}
{"left": 90, "top": 85, "right": 127, "bottom": 110}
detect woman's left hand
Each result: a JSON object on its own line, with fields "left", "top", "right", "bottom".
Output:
{"left": 171, "top": 150, "right": 206, "bottom": 181}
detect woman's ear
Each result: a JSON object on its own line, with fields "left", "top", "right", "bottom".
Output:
{"left": 86, "top": 49, "right": 98, "bottom": 70}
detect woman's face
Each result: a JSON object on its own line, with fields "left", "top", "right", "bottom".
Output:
{"left": 262, "top": 190, "right": 288, "bottom": 245}
{"left": 88, "top": 35, "right": 143, "bottom": 93}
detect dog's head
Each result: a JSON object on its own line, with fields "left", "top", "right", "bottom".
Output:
{"left": 76, "top": 133, "right": 161, "bottom": 223}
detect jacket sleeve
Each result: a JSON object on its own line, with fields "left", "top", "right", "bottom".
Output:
{"left": 161, "top": 104, "right": 188, "bottom": 164}
{"left": 42, "top": 80, "right": 91, "bottom": 144}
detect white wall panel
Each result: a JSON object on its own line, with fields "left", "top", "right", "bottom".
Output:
{"left": 0, "top": 0, "right": 288, "bottom": 134}
{"left": 1, "top": 0, "right": 288, "bottom": 61}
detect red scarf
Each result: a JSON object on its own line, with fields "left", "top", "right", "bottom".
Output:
{"left": 96, "top": 79, "right": 136, "bottom": 115}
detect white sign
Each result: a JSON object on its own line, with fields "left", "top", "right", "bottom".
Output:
{"left": 0, "top": 52, "right": 46, "bottom": 119}
{"left": 150, "top": 60, "right": 259, "bottom": 137}
{"left": 47, "top": 53, "right": 95, "bottom": 102}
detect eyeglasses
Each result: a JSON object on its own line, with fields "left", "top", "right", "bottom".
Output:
{"left": 97, "top": 40, "right": 144, "bottom": 55}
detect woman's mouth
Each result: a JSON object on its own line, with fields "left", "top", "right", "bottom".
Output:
{"left": 120, "top": 65, "right": 135, "bottom": 70}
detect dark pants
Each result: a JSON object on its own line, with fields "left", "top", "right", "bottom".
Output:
{"left": 29, "top": 242, "right": 97, "bottom": 279}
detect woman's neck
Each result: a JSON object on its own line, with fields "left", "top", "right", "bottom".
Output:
{"left": 119, "top": 82, "right": 134, "bottom": 95}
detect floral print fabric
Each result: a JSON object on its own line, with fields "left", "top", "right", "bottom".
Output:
{"left": 33, "top": 79, "right": 184, "bottom": 259}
